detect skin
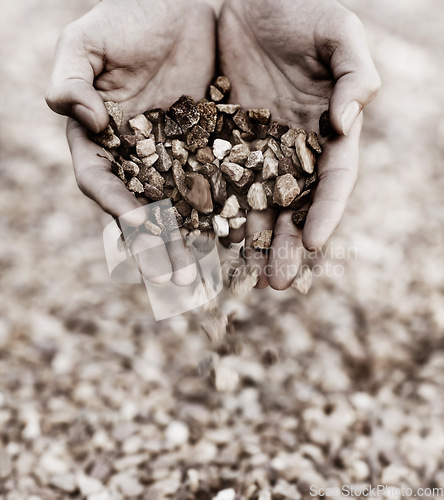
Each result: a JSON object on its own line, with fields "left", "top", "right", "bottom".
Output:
{"left": 46, "top": 0, "right": 216, "bottom": 285}
{"left": 218, "top": 0, "right": 381, "bottom": 290}
{"left": 46, "top": 0, "right": 380, "bottom": 290}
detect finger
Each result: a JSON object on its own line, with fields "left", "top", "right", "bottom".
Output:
{"left": 268, "top": 210, "right": 304, "bottom": 291}
{"left": 67, "top": 118, "right": 147, "bottom": 227}
{"left": 302, "top": 115, "right": 362, "bottom": 251}
{"left": 245, "top": 209, "right": 277, "bottom": 289}
{"left": 227, "top": 225, "right": 246, "bottom": 244}
{"left": 165, "top": 229, "right": 198, "bottom": 287}
{"left": 131, "top": 232, "right": 172, "bottom": 285}
{"left": 325, "top": 13, "right": 381, "bottom": 135}
{"left": 46, "top": 23, "right": 108, "bottom": 132}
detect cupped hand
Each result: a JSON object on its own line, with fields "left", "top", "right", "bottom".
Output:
{"left": 46, "top": 0, "right": 216, "bottom": 285}
{"left": 218, "top": 0, "right": 380, "bottom": 290}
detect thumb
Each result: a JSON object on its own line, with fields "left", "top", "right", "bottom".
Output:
{"left": 327, "top": 15, "right": 381, "bottom": 136}
{"left": 45, "top": 24, "right": 109, "bottom": 133}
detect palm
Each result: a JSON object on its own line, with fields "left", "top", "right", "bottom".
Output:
{"left": 82, "top": 0, "right": 215, "bottom": 118}
{"left": 219, "top": 0, "right": 333, "bottom": 132}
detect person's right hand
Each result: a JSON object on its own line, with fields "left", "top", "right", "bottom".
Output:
{"left": 46, "top": 0, "right": 216, "bottom": 285}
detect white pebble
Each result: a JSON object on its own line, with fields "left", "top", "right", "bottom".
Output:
{"left": 213, "top": 139, "right": 232, "bottom": 160}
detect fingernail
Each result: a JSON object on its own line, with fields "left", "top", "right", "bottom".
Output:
{"left": 341, "top": 101, "right": 361, "bottom": 136}
{"left": 73, "top": 104, "right": 100, "bottom": 133}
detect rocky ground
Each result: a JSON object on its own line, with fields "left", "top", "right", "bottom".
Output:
{"left": 1, "top": 0, "right": 444, "bottom": 499}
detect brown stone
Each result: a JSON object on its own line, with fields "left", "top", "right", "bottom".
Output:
{"left": 214, "top": 76, "right": 231, "bottom": 95}
{"left": 185, "top": 173, "right": 213, "bottom": 214}
{"left": 248, "top": 108, "right": 271, "bottom": 124}
{"left": 292, "top": 211, "right": 308, "bottom": 229}
{"left": 169, "top": 95, "right": 200, "bottom": 133}
{"left": 164, "top": 115, "right": 183, "bottom": 138}
{"left": 268, "top": 121, "right": 289, "bottom": 139}
{"left": 307, "top": 131, "right": 322, "bottom": 154}
{"left": 144, "top": 183, "right": 164, "bottom": 201}
{"left": 105, "top": 101, "right": 124, "bottom": 131}
{"left": 197, "top": 100, "right": 218, "bottom": 133}
{"left": 273, "top": 174, "right": 300, "bottom": 207}
{"left": 233, "top": 110, "right": 253, "bottom": 133}
{"left": 210, "top": 170, "right": 227, "bottom": 206}
{"left": 295, "top": 131, "right": 316, "bottom": 174}
{"left": 252, "top": 230, "right": 273, "bottom": 250}
{"left": 155, "top": 144, "right": 173, "bottom": 172}
{"left": 209, "top": 85, "right": 224, "bottom": 102}
{"left": 187, "top": 125, "right": 210, "bottom": 152}
{"left": 196, "top": 146, "right": 215, "bottom": 164}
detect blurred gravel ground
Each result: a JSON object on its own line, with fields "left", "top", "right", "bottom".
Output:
{"left": 1, "top": 1, "right": 444, "bottom": 499}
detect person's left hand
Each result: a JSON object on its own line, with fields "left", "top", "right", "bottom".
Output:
{"left": 218, "top": 0, "right": 381, "bottom": 289}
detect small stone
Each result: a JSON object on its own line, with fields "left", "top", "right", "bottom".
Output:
{"left": 165, "top": 421, "right": 190, "bottom": 448}
{"left": 295, "top": 131, "right": 316, "bottom": 174}
{"left": 233, "top": 110, "right": 253, "bottom": 133}
{"left": 213, "top": 488, "right": 237, "bottom": 500}
{"left": 198, "top": 100, "right": 218, "bottom": 133}
{"left": 164, "top": 115, "right": 183, "bottom": 137}
{"left": 307, "top": 131, "right": 322, "bottom": 154}
{"left": 214, "top": 76, "right": 231, "bottom": 95}
{"left": 262, "top": 348, "right": 279, "bottom": 366}
{"left": 152, "top": 120, "right": 166, "bottom": 143}
{"left": 155, "top": 144, "right": 173, "bottom": 172}
{"left": 119, "top": 134, "right": 137, "bottom": 152}
{"left": 190, "top": 208, "right": 199, "bottom": 229}
{"left": 232, "top": 169, "right": 255, "bottom": 194}
{"left": 172, "top": 160, "right": 188, "bottom": 198}
{"left": 136, "top": 138, "right": 156, "bottom": 158}
{"left": 268, "top": 138, "right": 284, "bottom": 160}
{"left": 292, "top": 211, "right": 308, "bottom": 229}
{"left": 247, "top": 183, "right": 268, "bottom": 211}
{"left": 273, "top": 174, "right": 300, "bottom": 207}
{"left": 305, "top": 172, "right": 318, "bottom": 190}
{"left": 76, "top": 472, "right": 104, "bottom": 496}
{"left": 278, "top": 157, "right": 299, "bottom": 177}
{"left": 110, "top": 472, "right": 144, "bottom": 497}
{"left": 229, "top": 144, "right": 250, "bottom": 165}
{"left": 220, "top": 195, "right": 240, "bottom": 218}
{"left": 141, "top": 153, "right": 159, "bottom": 168}
{"left": 187, "top": 469, "right": 200, "bottom": 493}
{"left": 186, "top": 173, "right": 213, "bottom": 214}
{"left": 0, "top": 449, "right": 12, "bottom": 479}
{"left": 171, "top": 139, "right": 189, "bottom": 166}
{"left": 144, "top": 220, "right": 162, "bottom": 236}
{"left": 187, "top": 124, "right": 210, "bottom": 152}
{"left": 105, "top": 101, "right": 124, "bottom": 130}
{"left": 262, "top": 157, "right": 279, "bottom": 180}
{"left": 175, "top": 200, "right": 192, "bottom": 218}
{"left": 144, "top": 183, "right": 164, "bottom": 201}
{"left": 187, "top": 155, "right": 203, "bottom": 172}
{"left": 212, "top": 215, "right": 230, "bottom": 238}
{"left": 292, "top": 266, "right": 313, "bottom": 295}
{"left": 262, "top": 180, "right": 275, "bottom": 205}
{"left": 170, "top": 95, "right": 200, "bottom": 133}
{"left": 229, "top": 217, "right": 246, "bottom": 230}
{"left": 210, "top": 170, "right": 227, "bottom": 205}
{"left": 216, "top": 104, "right": 240, "bottom": 115}
{"left": 202, "top": 313, "right": 228, "bottom": 343}
{"left": 91, "top": 125, "right": 120, "bottom": 149}
{"left": 213, "top": 139, "right": 232, "bottom": 160}
{"left": 319, "top": 110, "right": 332, "bottom": 137}
{"left": 245, "top": 151, "right": 264, "bottom": 170}
{"left": 254, "top": 123, "right": 269, "bottom": 139}
{"left": 49, "top": 474, "right": 77, "bottom": 493}
{"left": 268, "top": 121, "right": 289, "bottom": 139}
{"left": 146, "top": 108, "right": 164, "bottom": 123}
{"left": 196, "top": 146, "right": 215, "bottom": 164}
{"left": 252, "top": 230, "right": 273, "bottom": 250}
{"left": 230, "top": 265, "right": 259, "bottom": 296}
{"left": 289, "top": 189, "right": 312, "bottom": 210}
{"left": 281, "top": 128, "right": 298, "bottom": 148}
{"left": 200, "top": 162, "right": 217, "bottom": 177}
{"left": 128, "top": 114, "right": 152, "bottom": 137}
{"left": 209, "top": 85, "right": 224, "bottom": 102}
{"left": 248, "top": 108, "right": 271, "bottom": 124}
{"left": 127, "top": 177, "right": 144, "bottom": 194}
{"left": 211, "top": 366, "right": 240, "bottom": 393}
{"left": 121, "top": 160, "right": 139, "bottom": 177}
{"left": 145, "top": 167, "right": 165, "bottom": 191}
{"left": 221, "top": 162, "right": 244, "bottom": 182}
{"left": 258, "top": 491, "right": 272, "bottom": 500}
{"left": 110, "top": 159, "right": 126, "bottom": 182}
